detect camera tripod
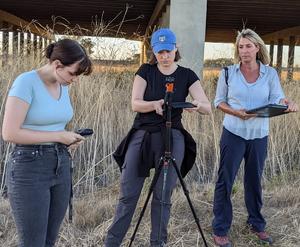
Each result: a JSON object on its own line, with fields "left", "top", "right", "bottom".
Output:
{"left": 128, "top": 82, "right": 208, "bottom": 247}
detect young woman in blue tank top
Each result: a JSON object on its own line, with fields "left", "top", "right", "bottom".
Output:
{"left": 2, "top": 39, "right": 92, "bottom": 247}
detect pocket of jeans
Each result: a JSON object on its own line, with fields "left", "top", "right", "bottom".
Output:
{"left": 11, "top": 150, "right": 39, "bottom": 163}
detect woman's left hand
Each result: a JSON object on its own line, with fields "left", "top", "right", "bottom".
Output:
{"left": 281, "top": 98, "right": 299, "bottom": 112}
{"left": 68, "top": 141, "right": 84, "bottom": 152}
{"left": 184, "top": 100, "right": 207, "bottom": 113}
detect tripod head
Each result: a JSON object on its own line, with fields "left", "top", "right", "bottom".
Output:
{"left": 163, "top": 76, "right": 175, "bottom": 120}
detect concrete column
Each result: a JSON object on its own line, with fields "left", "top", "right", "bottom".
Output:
{"left": 20, "top": 32, "right": 25, "bottom": 57}
{"left": 169, "top": 0, "right": 207, "bottom": 79}
{"left": 46, "top": 39, "right": 50, "bottom": 47}
{"left": 2, "top": 22, "right": 9, "bottom": 63}
{"left": 276, "top": 39, "right": 283, "bottom": 78}
{"left": 145, "top": 40, "right": 151, "bottom": 61}
{"left": 0, "top": 24, "right": 3, "bottom": 68}
{"left": 12, "top": 30, "right": 19, "bottom": 57}
{"left": 33, "top": 34, "right": 38, "bottom": 58}
{"left": 269, "top": 41, "right": 274, "bottom": 67}
{"left": 38, "top": 36, "right": 43, "bottom": 59}
{"left": 27, "top": 32, "right": 32, "bottom": 55}
{"left": 139, "top": 42, "right": 144, "bottom": 65}
{"left": 140, "top": 42, "right": 145, "bottom": 65}
{"left": 287, "top": 36, "right": 295, "bottom": 81}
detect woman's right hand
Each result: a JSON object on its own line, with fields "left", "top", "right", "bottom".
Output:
{"left": 234, "top": 109, "right": 257, "bottom": 120}
{"left": 59, "top": 131, "right": 85, "bottom": 145}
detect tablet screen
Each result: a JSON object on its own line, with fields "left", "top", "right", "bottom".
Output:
{"left": 246, "top": 104, "right": 288, "bottom": 117}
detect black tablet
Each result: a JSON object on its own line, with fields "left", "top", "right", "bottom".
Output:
{"left": 171, "top": 102, "right": 197, "bottom": 109}
{"left": 246, "top": 104, "right": 288, "bottom": 118}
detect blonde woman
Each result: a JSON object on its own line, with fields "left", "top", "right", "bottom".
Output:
{"left": 212, "top": 29, "right": 298, "bottom": 247}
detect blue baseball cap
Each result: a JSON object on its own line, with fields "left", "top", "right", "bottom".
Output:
{"left": 150, "top": 28, "right": 176, "bottom": 53}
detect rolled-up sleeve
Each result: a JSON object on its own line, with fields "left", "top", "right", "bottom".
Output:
{"left": 268, "top": 70, "right": 285, "bottom": 104}
{"left": 214, "top": 69, "right": 228, "bottom": 108}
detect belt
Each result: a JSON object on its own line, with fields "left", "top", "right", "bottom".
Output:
{"left": 15, "top": 143, "right": 66, "bottom": 149}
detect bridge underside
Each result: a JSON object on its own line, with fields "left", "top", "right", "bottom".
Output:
{"left": 0, "top": 0, "right": 299, "bottom": 44}
{"left": 0, "top": 0, "right": 299, "bottom": 79}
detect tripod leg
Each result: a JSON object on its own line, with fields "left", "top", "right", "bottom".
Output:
{"left": 171, "top": 159, "right": 209, "bottom": 247}
{"left": 158, "top": 158, "right": 170, "bottom": 246}
{"left": 128, "top": 159, "right": 164, "bottom": 247}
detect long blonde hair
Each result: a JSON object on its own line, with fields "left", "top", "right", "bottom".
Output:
{"left": 234, "top": 29, "right": 270, "bottom": 65}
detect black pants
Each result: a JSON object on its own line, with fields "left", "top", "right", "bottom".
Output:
{"left": 105, "top": 129, "right": 185, "bottom": 246}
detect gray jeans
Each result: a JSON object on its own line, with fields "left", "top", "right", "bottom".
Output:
{"left": 105, "top": 129, "right": 185, "bottom": 247}
{"left": 6, "top": 143, "right": 71, "bottom": 247}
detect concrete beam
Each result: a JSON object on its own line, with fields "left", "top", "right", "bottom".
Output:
{"left": 0, "top": 9, "right": 52, "bottom": 39}
{"left": 158, "top": 5, "right": 170, "bottom": 28}
{"left": 169, "top": 0, "right": 207, "bottom": 79}
{"left": 142, "top": 0, "right": 168, "bottom": 59}
{"left": 147, "top": 0, "right": 168, "bottom": 29}
{"left": 262, "top": 26, "right": 300, "bottom": 45}
{"left": 205, "top": 29, "right": 237, "bottom": 43}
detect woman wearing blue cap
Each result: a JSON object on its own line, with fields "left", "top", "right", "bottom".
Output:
{"left": 104, "top": 28, "right": 211, "bottom": 247}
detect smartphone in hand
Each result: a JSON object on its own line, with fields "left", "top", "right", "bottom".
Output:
{"left": 75, "top": 128, "right": 94, "bottom": 137}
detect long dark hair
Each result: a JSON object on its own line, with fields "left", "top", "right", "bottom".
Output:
{"left": 45, "top": 39, "right": 92, "bottom": 75}
{"left": 148, "top": 50, "right": 181, "bottom": 65}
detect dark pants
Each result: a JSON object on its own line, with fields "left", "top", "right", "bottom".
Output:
{"left": 6, "top": 144, "right": 71, "bottom": 247}
{"left": 212, "top": 128, "right": 268, "bottom": 236}
{"left": 105, "top": 129, "right": 185, "bottom": 247}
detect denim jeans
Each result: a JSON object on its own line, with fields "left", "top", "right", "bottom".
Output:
{"left": 6, "top": 143, "right": 71, "bottom": 247}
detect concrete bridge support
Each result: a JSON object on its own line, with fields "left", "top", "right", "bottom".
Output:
{"left": 269, "top": 41, "right": 274, "bottom": 67}
{"left": 276, "top": 39, "right": 283, "bottom": 78}
{"left": 287, "top": 36, "right": 295, "bottom": 81}
{"left": 142, "top": 0, "right": 207, "bottom": 79}
{"left": 169, "top": 0, "right": 207, "bottom": 79}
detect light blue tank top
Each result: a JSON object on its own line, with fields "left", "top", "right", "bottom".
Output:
{"left": 8, "top": 70, "right": 73, "bottom": 131}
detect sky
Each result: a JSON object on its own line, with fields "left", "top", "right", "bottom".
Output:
{"left": 205, "top": 43, "right": 300, "bottom": 67}
{"left": 90, "top": 37, "right": 299, "bottom": 67}
{"left": 0, "top": 33, "right": 299, "bottom": 66}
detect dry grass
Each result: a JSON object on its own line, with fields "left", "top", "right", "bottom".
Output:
{"left": 0, "top": 176, "right": 299, "bottom": 246}
{"left": 0, "top": 41, "right": 299, "bottom": 246}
